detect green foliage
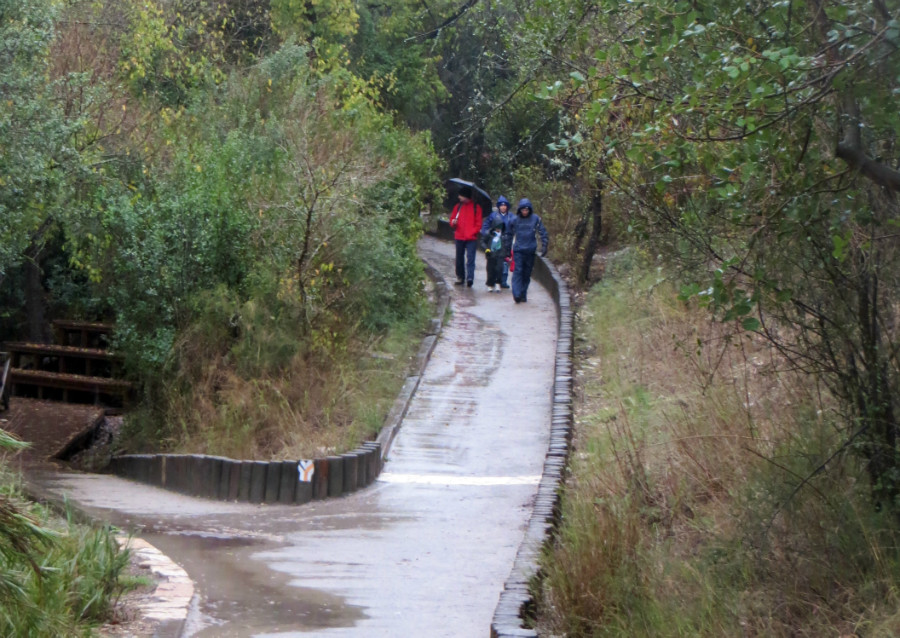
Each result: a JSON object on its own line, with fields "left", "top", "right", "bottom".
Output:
{"left": 116, "top": 0, "right": 237, "bottom": 104}
{"left": 0, "top": 444, "right": 128, "bottom": 636}
{"left": 73, "top": 37, "right": 439, "bottom": 447}
{"left": 0, "top": 0, "right": 440, "bottom": 458}
{"left": 224, "top": 45, "right": 435, "bottom": 334}
{"left": 61, "top": 36, "right": 437, "bottom": 370}
{"left": 510, "top": 0, "right": 900, "bottom": 503}
{"left": 270, "top": 0, "right": 358, "bottom": 63}
{"left": 62, "top": 127, "right": 258, "bottom": 378}
{"left": 348, "top": 0, "right": 448, "bottom": 123}
{"left": 0, "top": 515, "right": 128, "bottom": 636}
{"left": 121, "top": 269, "right": 429, "bottom": 458}
{"left": 0, "top": 0, "right": 74, "bottom": 281}
{"left": 482, "top": 90, "right": 560, "bottom": 191}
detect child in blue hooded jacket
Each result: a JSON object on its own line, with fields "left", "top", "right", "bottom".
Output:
{"left": 480, "top": 195, "right": 514, "bottom": 291}
{"left": 509, "top": 198, "right": 549, "bottom": 303}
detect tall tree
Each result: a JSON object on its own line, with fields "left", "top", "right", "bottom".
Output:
{"left": 347, "top": 0, "right": 448, "bottom": 127}
{"left": 0, "top": 0, "right": 81, "bottom": 340}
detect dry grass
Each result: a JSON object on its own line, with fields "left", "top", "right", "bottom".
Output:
{"left": 120, "top": 287, "right": 426, "bottom": 460}
{"left": 536, "top": 252, "right": 900, "bottom": 637}
{"left": 166, "top": 344, "right": 405, "bottom": 460}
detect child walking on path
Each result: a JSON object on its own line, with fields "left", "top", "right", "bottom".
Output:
{"left": 480, "top": 195, "right": 514, "bottom": 291}
{"left": 481, "top": 219, "right": 506, "bottom": 292}
{"left": 449, "top": 188, "right": 484, "bottom": 287}
{"left": 509, "top": 198, "right": 549, "bottom": 304}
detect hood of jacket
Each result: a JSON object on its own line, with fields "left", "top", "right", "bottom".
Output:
{"left": 496, "top": 195, "right": 511, "bottom": 209}
{"left": 516, "top": 198, "right": 533, "bottom": 216}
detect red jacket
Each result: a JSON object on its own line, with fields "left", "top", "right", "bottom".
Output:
{"left": 449, "top": 200, "right": 483, "bottom": 241}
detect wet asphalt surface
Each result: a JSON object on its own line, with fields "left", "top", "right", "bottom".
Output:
{"left": 26, "top": 236, "right": 558, "bottom": 637}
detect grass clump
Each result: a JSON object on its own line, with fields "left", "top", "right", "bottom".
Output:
{"left": 0, "top": 440, "right": 130, "bottom": 637}
{"left": 535, "top": 251, "right": 900, "bottom": 637}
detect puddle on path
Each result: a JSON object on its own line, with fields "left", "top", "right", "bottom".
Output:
{"left": 143, "top": 531, "right": 366, "bottom": 636}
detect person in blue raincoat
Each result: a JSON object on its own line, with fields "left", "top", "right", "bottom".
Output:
{"left": 509, "top": 198, "right": 549, "bottom": 304}
{"left": 479, "top": 195, "right": 514, "bottom": 291}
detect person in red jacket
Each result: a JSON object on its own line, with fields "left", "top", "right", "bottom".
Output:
{"left": 449, "top": 187, "right": 484, "bottom": 287}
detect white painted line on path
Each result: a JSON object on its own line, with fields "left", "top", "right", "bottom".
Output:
{"left": 378, "top": 473, "right": 541, "bottom": 486}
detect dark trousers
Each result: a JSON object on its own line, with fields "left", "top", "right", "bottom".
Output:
{"left": 455, "top": 239, "right": 477, "bottom": 283}
{"left": 485, "top": 252, "right": 505, "bottom": 286}
{"left": 511, "top": 249, "right": 536, "bottom": 300}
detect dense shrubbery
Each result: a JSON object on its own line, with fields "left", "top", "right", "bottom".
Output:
{"left": 0, "top": 0, "right": 441, "bottom": 458}
{"left": 464, "top": 0, "right": 900, "bottom": 630}
{"left": 0, "top": 2, "right": 443, "bottom": 622}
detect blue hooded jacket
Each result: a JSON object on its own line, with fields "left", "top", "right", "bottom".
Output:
{"left": 480, "top": 195, "right": 514, "bottom": 249}
{"left": 510, "top": 198, "right": 549, "bottom": 255}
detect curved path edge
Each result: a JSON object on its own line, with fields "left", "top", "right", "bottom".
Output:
{"left": 21, "top": 226, "right": 568, "bottom": 637}
{"left": 374, "top": 254, "right": 452, "bottom": 460}
{"left": 17, "top": 481, "right": 195, "bottom": 638}
{"left": 19, "top": 249, "right": 453, "bottom": 638}
{"left": 116, "top": 535, "right": 194, "bottom": 638}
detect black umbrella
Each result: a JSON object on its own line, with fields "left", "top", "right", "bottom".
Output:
{"left": 445, "top": 177, "right": 492, "bottom": 215}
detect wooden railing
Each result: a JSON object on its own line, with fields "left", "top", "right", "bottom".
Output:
{"left": 3, "top": 321, "right": 131, "bottom": 407}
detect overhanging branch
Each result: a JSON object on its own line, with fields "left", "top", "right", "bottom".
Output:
{"left": 835, "top": 141, "right": 900, "bottom": 193}
{"left": 836, "top": 97, "right": 900, "bottom": 190}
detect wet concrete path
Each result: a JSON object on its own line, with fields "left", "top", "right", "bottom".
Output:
{"left": 26, "top": 235, "right": 557, "bottom": 637}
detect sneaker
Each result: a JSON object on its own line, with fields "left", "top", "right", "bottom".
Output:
{"left": 514, "top": 296, "right": 522, "bottom": 303}
{"left": 454, "top": 279, "right": 465, "bottom": 286}
{"left": 467, "top": 280, "right": 473, "bottom": 287}
{"left": 500, "top": 283, "right": 510, "bottom": 289}
{"left": 493, "top": 284, "right": 500, "bottom": 292}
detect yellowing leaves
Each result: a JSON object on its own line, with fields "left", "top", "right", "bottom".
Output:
{"left": 277, "top": 273, "right": 300, "bottom": 300}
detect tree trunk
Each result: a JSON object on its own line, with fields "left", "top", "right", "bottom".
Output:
{"left": 571, "top": 213, "right": 588, "bottom": 255}
{"left": 854, "top": 270, "right": 900, "bottom": 507}
{"left": 24, "top": 244, "right": 50, "bottom": 344}
{"left": 578, "top": 175, "right": 604, "bottom": 284}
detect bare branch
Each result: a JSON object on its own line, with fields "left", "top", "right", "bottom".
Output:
{"left": 406, "top": 0, "right": 481, "bottom": 42}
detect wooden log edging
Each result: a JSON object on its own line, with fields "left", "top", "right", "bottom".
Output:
{"left": 106, "top": 256, "right": 451, "bottom": 504}
{"left": 490, "top": 252, "right": 574, "bottom": 637}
